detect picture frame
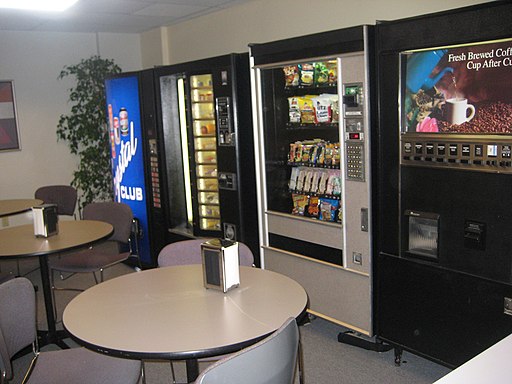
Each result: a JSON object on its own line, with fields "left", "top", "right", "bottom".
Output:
{"left": 0, "top": 80, "right": 20, "bottom": 151}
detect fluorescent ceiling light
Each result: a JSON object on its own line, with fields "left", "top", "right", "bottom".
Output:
{"left": 0, "top": 0, "right": 79, "bottom": 12}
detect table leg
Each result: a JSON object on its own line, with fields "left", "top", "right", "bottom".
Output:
{"left": 186, "top": 359, "right": 199, "bottom": 383}
{"left": 38, "top": 255, "right": 68, "bottom": 348}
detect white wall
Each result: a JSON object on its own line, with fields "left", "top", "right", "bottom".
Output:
{"left": 161, "top": 0, "right": 493, "bottom": 64}
{"left": 0, "top": 31, "right": 141, "bottom": 211}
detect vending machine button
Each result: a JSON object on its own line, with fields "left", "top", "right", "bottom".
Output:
{"left": 449, "top": 144, "right": 458, "bottom": 156}
{"left": 475, "top": 145, "right": 484, "bottom": 157}
{"left": 501, "top": 145, "right": 511, "bottom": 158}
{"left": 462, "top": 145, "right": 471, "bottom": 156}
{"left": 437, "top": 144, "right": 446, "bottom": 155}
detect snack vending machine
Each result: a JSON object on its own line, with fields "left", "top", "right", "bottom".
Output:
{"left": 105, "top": 70, "right": 168, "bottom": 267}
{"left": 375, "top": 2, "right": 512, "bottom": 367}
{"left": 250, "top": 26, "right": 376, "bottom": 335}
{"left": 154, "top": 54, "right": 259, "bottom": 262}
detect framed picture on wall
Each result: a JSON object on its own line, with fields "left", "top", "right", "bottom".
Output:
{"left": 0, "top": 80, "right": 20, "bottom": 151}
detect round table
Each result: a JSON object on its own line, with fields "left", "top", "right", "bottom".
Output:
{"left": 63, "top": 265, "right": 308, "bottom": 381}
{"left": 0, "top": 198, "right": 42, "bottom": 218}
{"left": 0, "top": 220, "right": 113, "bottom": 346}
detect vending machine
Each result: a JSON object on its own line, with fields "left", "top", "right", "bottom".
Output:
{"left": 375, "top": 2, "right": 512, "bottom": 367}
{"left": 250, "top": 26, "right": 376, "bottom": 335}
{"left": 154, "top": 54, "right": 259, "bottom": 263}
{"left": 105, "top": 70, "right": 168, "bottom": 267}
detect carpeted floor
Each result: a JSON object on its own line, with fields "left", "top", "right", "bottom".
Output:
{"left": 1, "top": 256, "right": 451, "bottom": 383}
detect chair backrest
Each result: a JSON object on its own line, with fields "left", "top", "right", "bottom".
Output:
{"left": 157, "top": 239, "right": 254, "bottom": 268}
{"left": 34, "top": 185, "right": 77, "bottom": 216}
{"left": 83, "top": 202, "right": 133, "bottom": 244}
{"left": 194, "top": 317, "right": 299, "bottom": 384}
{"left": 0, "top": 277, "right": 37, "bottom": 381}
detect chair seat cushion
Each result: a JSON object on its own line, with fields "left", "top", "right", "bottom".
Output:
{"left": 27, "top": 347, "right": 141, "bottom": 384}
{"left": 49, "top": 249, "right": 130, "bottom": 273}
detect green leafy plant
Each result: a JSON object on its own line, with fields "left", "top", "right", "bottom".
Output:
{"left": 57, "top": 55, "right": 122, "bottom": 212}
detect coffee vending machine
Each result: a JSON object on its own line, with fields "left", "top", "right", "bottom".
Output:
{"left": 375, "top": 2, "right": 512, "bottom": 367}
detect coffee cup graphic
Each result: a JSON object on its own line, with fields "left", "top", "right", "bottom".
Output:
{"left": 446, "top": 98, "right": 475, "bottom": 125}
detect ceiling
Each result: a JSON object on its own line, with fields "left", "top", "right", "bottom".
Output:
{"left": 0, "top": 0, "right": 256, "bottom": 34}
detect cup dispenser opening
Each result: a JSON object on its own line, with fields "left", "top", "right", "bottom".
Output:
{"left": 405, "top": 210, "right": 440, "bottom": 260}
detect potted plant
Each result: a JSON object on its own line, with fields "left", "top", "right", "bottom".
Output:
{"left": 57, "top": 55, "right": 121, "bottom": 212}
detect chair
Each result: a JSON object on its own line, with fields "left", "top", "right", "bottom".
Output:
{"left": 194, "top": 317, "right": 299, "bottom": 384}
{"left": 34, "top": 185, "right": 77, "bottom": 217}
{"left": 0, "top": 277, "right": 141, "bottom": 384}
{"left": 157, "top": 239, "right": 254, "bottom": 268}
{"left": 49, "top": 202, "right": 133, "bottom": 316}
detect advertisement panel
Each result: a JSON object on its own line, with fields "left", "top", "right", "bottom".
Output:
{"left": 105, "top": 75, "right": 151, "bottom": 264}
{"left": 401, "top": 38, "right": 512, "bottom": 134}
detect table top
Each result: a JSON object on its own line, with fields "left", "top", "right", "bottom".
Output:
{"left": 63, "top": 265, "right": 308, "bottom": 360}
{"left": 0, "top": 198, "right": 43, "bottom": 218}
{"left": 0, "top": 220, "right": 113, "bottom": 258}
{"left": 433, "top": 333, "right": 512, "bottom": 383}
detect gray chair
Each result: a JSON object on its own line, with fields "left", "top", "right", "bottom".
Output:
{"left": 157, "top": 239, "right": 254, "bottom": 268}
{"left": 49, "top": 202, "right": 133, "bottom": 317}
{"left": 34, "top": 185, "right": 77, "bottom": 217}
{"left": 194, "top": 317, "right": 299, "bottom": 384}
{"left": 0, "top": 277, "right": 141, "bottom": 384}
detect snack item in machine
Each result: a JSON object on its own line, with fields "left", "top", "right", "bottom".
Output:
{"left": 314, "top": 62, "right": 329, "bottom": 86}
{"left": 292, "top": 194, "right": 309, "bottom": 216}
{"left": 319, "top": 197, "right": 340, "bottom": 222}
{"left": 298, "top": 96, "right": 315, "bottom": 124}
{"left": 283, "top": 65, "right": 299, "bottom": 87}
{"left": 299, "top": 63, "right": 315, "bottom": 86}
{"left": 289, "top": 166, "right": 300, "bottom": 190}
{"left": 306, "top": 196, "right": 319, "bottom": 218}
{"left": 288, "top": 97, "right": 301, "bottom": 123}
{"left": 326, "top": 60, "right": 338, "bottom": 85}
{"left": 312, "top": 95, "right": 332, "bottom": 124}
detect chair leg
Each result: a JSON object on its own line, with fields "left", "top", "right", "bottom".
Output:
{"left": 170, "top": 361, "right": 177, "bottom": 384}
{"left": 297, "top": 337, "right": 305, "bottom": 384}
{"left": 140, "top": 361, "right": 146, "bottom": 384}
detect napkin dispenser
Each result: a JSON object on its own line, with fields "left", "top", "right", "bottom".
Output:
{"left": 32, "top": 204, "right": 59, "bottom": 238}
{"left": 201, "top": 239, "right": 240, "bottom": 292}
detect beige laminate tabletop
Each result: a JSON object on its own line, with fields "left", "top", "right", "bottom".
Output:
{"left": 0, "top": 220, "right": 113, "bottom": 258}
{"left": 0, "top": 219, "right": 113, "bottom": 345}
{"left": 0, "top": 198, "right": 42, "bottom": 218}
{"left": 63, "top": 265, "right": 308, "bottom": 360}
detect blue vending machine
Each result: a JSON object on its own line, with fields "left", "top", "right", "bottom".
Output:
{"left": 105, "top": 70, "right": 167, "bottom": 267}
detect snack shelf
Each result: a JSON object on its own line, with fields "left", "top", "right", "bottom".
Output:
{"left": 284, "top": 84, "right": 337, "bottom": 93}
{"left": 287, "top": 162, "right": 340, "bottom": 169}
{"left": 286, "top": 122, "right": 338, "bottom": 128}
{"left": 288, "top": 190, "right": 341, "bottom": 200}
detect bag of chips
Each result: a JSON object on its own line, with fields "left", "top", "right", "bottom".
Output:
{"left": 283, "top": 65, "right": 299, "bottom": 87}
{"left": 298, "top": 97, "right": 315, "bottom": 124}
{"left": 319, "top": 198, "right": 340, "bottom": 222}
{"left": 292, "top": 194, "right": 309, "bottom": 216}
{"left": 299, "top": 63, "right": 315, "bottom": 86}
{"left": 288, "top": 97, "right": 301, "bottom": 124}
{"left": 314, "top": 62, "right": 329, "bottom": 86}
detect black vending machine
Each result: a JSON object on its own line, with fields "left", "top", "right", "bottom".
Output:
{"left": 153, "top": 54, "right": 259, "bottom": 264}
{"left": 375, "top": 2, "right": 512, "bottom": 367}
